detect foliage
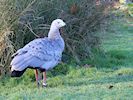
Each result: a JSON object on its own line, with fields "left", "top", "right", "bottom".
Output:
{"left": 0, "top": 0, "right": 112, "bottom": 73}
{"left": 0, "top": 3, "right": 133, "bottom": 99}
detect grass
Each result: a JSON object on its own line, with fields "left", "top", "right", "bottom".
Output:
{"left": 82, "top": 19, "right": 133, "bottom": 68}
{"left": 0, "top": 67, "right": 133, "bottom": 100}
{"left": 0, "top": 27, "right": 133, "bottom": 99}
{"left": 87, "top": 14, "right": 133, "bottom": 69}
{"left": 0, "top": 5, "right": 133, "bottom": 100}
{"left": 101, "top": 19, "right": 133, "bottom": 67}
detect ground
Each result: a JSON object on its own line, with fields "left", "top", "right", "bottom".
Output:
{"left": 0, "top": 67, "right": 133, "bottom": 100}
{"left": 0, "top": 9, "right": 133, "bottom": 100}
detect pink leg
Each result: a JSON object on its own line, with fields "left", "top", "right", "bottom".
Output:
{"left": 42, "top": 71, "right": 47, "bottom": 87}
{"left": 34, "top": 69, "right": 39, "bottom": 87}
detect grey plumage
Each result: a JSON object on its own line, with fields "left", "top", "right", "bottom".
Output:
{"left": 11, "top": 19, "right": 66, "bottom": 72}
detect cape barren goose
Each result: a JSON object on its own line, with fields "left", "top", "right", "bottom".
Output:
{"left": 10, "top": 19, "right": 66, "bottom": 87}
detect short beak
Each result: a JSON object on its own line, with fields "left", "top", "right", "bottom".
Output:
{"left": 62, "top": 22, "right": 66, "bottom": 27}
{"left": 60, "top": 22, "right": 66, "bottom": 33}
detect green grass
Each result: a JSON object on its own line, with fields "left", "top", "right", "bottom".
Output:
{"left": 82, "top": 20, "right": 133, "bottom": 68}
{"left": 0, "top": 25, "right": 133, "bottom": 100}
{"left": 0, "top": 67, "right": 133, "bottom": 100}
{"left": 0, "top": 6, "right": 133, "bottom": 100}
{"left": 100, "top": 18, "right": 133, "bottom": 68}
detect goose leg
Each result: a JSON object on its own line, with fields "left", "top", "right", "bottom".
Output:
{"left": 42, "top": 71, "right": 47, "bottom": 87}
{"left": 34, "top": 69, "right": 40, "bottom": 87}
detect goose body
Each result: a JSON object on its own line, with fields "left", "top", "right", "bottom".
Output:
{"left": 11, "top": 37, "right": 64, "bottom": 71}
{"left": 10, "top": 19, "right": 66, "bottom": 80}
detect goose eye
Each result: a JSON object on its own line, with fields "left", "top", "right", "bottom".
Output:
{"left": 57, "top": 22, "right": 60, "bottom": 24}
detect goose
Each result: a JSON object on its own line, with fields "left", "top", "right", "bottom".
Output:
{"left": 10, "top": 19, "right": 66, "bottom": 87}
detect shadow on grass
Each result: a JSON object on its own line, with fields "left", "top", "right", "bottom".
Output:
{"left": 91, "top": 49, "right": 133, "bottom": 68}
{"left": 64, "top": 75, "right": 133, "bottom": 87}
{"left": 106, "top": 50, "right": 133, "bottom": 67}
{"left": 89, "top": 75, "right": 133, "bottom": 84}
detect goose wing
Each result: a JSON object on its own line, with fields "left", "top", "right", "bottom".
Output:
{"left": 12, "top": 38, "right": 63, "bottom": 61}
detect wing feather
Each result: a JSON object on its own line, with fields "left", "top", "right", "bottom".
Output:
{"left": 14, "top": 38, "right": 63, "bottom": 61}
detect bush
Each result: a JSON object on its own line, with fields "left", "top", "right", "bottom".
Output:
{"left": 0, "top": 0, "right": 112, "bottom": 74}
